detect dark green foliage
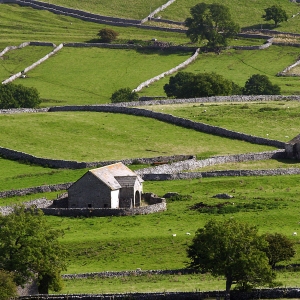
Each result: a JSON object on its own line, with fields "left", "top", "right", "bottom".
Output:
{"left": 98, "top": 28, "right": 119, "bottom": 43}
{"left": 262, "top": 5, "right": 288, "bottom": 27}
{"left": 263, "top": 233, "right": 296, "bottom": 269}
{"left": 0, "top": 206, "right": 68, "bottom": 294}
{"left": 0, "top": 270, "right": 17, "bottom": 300}
{"left": 167, "top": 194, "right": 192, "bottom": 202}
{"left": 185, "top": 3, "right": 240, "bottom": 49}
{"left": 187, "top": 219, "right": 275, "bottom": 295}
{"left": 243, "top": 74, "right": 281, "bottom": 95}
{"left": 110, "top": 87, "right": 139, "bottom": 103}
{"left": 164, "top": 72, "right": 240, "bottom": 98}
{"left": 0, "top": 83, "right": 41, "bottom": 109}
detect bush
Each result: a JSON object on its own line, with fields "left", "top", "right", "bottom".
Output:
{"left": 164, "top": 72, "right": 241, "bottom": 98}
{"left": 243, "top": 74, "right": 281, "bottom": 95}
{"left": 110, "top": 87, "right": 139, "bottom": 103}
{"left": 0, "top": 270, "right": 17, "bottom": 300}
{"left": 98, "top": 28, "right": 119, "bottom": 43}
{"left": 0, "top": 83, "right": 41, "bottom": 109}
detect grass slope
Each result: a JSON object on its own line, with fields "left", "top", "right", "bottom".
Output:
{"left": 144, "top": 101, "right": 300, "bottom": 142}
{"left": 12, "top": 47, "right": 191, "bottom": 105}
{"left": 0, "top": 111, "right": 274, "bottom": 161}
{"left": 158, "top": 0, "right": 300, "bottom": 31}
{"left": 44, "top": 175, "right": 300, "bottom": 275}
{"left": 139, "top": 46, "right": 300, "bottom": 97}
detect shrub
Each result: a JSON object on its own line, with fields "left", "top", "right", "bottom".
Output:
{"left": 243, "top": 74, "right": 281, "bottom": 95}
{"left": 0, "top": 83, "right": 41, "bottom": 109}
{"left": 98, "top": 28, "right": 119, "bottom": 43}
{"left": 0, "top": 270, "right": 17, "bottom": 300}
{"left": 110, "top": 87, "right": 139, "bottom": 103}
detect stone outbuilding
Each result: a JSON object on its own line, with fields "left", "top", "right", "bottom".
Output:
{"left": 68, "top": 162, "right": 143, "bottom": 209}
{"left": 285, "top": 134, "right": 300, "bottom": 159}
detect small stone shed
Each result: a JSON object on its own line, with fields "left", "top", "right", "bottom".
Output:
{"left": 68, "top": 162, "right": 143, "bottom": 209}
{"left": 285, "top": 134, "right": 300, "bottom": 159}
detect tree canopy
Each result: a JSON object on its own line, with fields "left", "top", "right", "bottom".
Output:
{"left": 185, "top": 3, "right": 240, "bottom": 49}
{"left": 243, "top": 74, "right": 281, "bottom": 95}
{"left": 264, "top": 233, "right": 296, "bottom": 269}
{"left": 187, "top": 219, "right": 275, "bottom": 297}
{"left": 262, "top": 5, "right": 288, "bottom": 27}
{"left": 0, "top": 83, "right": 41, "bottom": 109}
{"left": 0, "top": 206, "right": 68, "bottom": 294}
{"left": 164, "top": 72, "right": 241, "bottom": 98}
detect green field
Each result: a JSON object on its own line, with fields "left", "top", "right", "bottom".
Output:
{"left": 158, "top": 0, "right": 300, "bottom": 31}
{"left": 2, "top": 0, "right": 300, "bottom": 296}
{"left": 12, "top": 47, "right": 192, "bottom": 105}
{"left": 0, "top": 111, "right": 274, "bottom": 161}
{"left": 139, "top": 46, "right": 300, "bottom": 97}
{"left": 143, "top": 101, "right": 300, "bottom": 142}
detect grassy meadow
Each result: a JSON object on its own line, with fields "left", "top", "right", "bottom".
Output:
{"left": 139, "top": 46, "right": 300, "bottom": 97}
{"left": 0, "top": 111, "right": 275, "bottom": 161}
{"left": 143, "top": 100, "right": 300, "bottom": 142}
{"left": 2, "top": 0, "right": 300, "bottom": 296}
{"left": 157, "top": 0, "right": 300, "bottom": 31}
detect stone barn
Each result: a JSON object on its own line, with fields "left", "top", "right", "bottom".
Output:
{"left": 68, "top": 162, "right": 143, "bottom": 209}
{"left": 285, "top": 134, "right": 300, "bottom": 159}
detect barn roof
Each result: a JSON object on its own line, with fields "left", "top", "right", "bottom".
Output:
{"left": 89, "top": 162, "right": 143, "bottom": 190}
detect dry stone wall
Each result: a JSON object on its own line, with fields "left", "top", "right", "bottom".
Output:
{"left": 133, "top": 48, "right": 200, "bottom": 92}
{"left": 2, "top": 43, "right": 62, "bottom": 84}
{"left": 18, "top": 288, "right": 300, "bottom": 300}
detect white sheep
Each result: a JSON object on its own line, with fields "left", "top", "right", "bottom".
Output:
{"left": 293, "top": 232, "right": 297, "bottom": 236}
{"left": 172, "top": 234, "right": 176, "bottom": 237}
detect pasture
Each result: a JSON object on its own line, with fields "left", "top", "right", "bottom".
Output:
{"left": 0, "top": 111, "right": 274, "bottom": 161}
{"left": 143, "top": 100, "right": 300, "bottom": 142}
{"left": 1, "top": 0, "right": 300, "bottom": 296}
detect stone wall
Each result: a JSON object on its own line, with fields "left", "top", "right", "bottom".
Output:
{"left": 141, "top": 0, "right": 176, "bottom": 24}
{"left": 17, "top": 288, "right": 300, "bottom": 300}
{"left": 137, "top": 150, "right": 286, "bottom": 175}
{"left": 41, "top": 201, "right": 166, "bottom": 217}
{"left": 133, "top": 48, "right": 200, "bottom": 92}
{"left": 2, "top": 42, "right": 63, "bottom": 84}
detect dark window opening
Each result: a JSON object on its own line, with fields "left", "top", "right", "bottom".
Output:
{"left": 88, "top": 204, "right": 92, "bottom": 208}
{"left": 104, "top": 204, "right": 108, "bottom": 208}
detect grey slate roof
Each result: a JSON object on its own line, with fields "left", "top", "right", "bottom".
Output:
{"left": 89, "top": 162, "right": 143, "bottom": 190}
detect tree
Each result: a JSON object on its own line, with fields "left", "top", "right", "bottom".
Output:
{"left": 0, "top": 270, "right": 17, "bottom": 300}
{"left": 262, "top": 5, "right": 288, "bottom": 27}
{"left": 98, "top": 28, "right": 119, "bottom": 43}
{"left": 185, "top": 3, "right": 240, "bottom": 49}
{"left": 187, "top": 219, "right": 275, "bottom": 298}
{"left": 0, "top": 83, "right": 41, "bottom": 109}
{"left": 0, "top": 206, "right": 68, "bottom": 294}
{"left": 111, "top": 87, "right": 139, "bottom": 103}
{"left": 243, "top": 74, "right": 281, "bottom": 95}
{"left": 163, "top": 72, "right": 241, "bottom": 98}
{"left": 263, "top": 233, "right": 296, "bottom": 269}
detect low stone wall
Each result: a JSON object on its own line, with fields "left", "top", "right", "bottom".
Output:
{"left": 18, "top": 288, "right": 300, "bottom": 300}
{"left": 133, "top": 48, "right": 200, "bottom": 92}
{"left": 2, "top": 43, "right": 63, "bottom": 84}
{"left": 141, "top": 0, "right": 176, "bottom": 24}
{"left": 0, "top": 42, "right": 30, "bottom": 57}
{"left": 41, "top": 201, "right": 166, "bottom": 217}
{"left": 137, "top": 150, "right": 286, "bottom": 175}
{"left": 49, "top": 105, "right": 286, "bottom": 149}
{"left": 0, "top": 183, "right": 72, "bottom": 199}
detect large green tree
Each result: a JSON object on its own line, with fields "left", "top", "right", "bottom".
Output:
{"left": 262, "top": 5, "right": 288, "bottom": 27}
{"left": 187, "top": 219, "right": 275, "bottom": 299}
{"left": 185, "top": 3, "right": 239, "bottom": 49}
{"left": 0, "top": 206, "right": 68, "bottom": 294}
{"left": 110, "top": 87, "right": 139, "bottom": 103}
{"left": 243, "top": 74, "right": 281, "bottom": 95}
{"left": 263, "top": 233, "right": 296, "bottom": 269}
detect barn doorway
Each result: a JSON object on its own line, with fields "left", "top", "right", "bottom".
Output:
{"left": 135, "top": 191, "right": 141, "bottom": 207}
